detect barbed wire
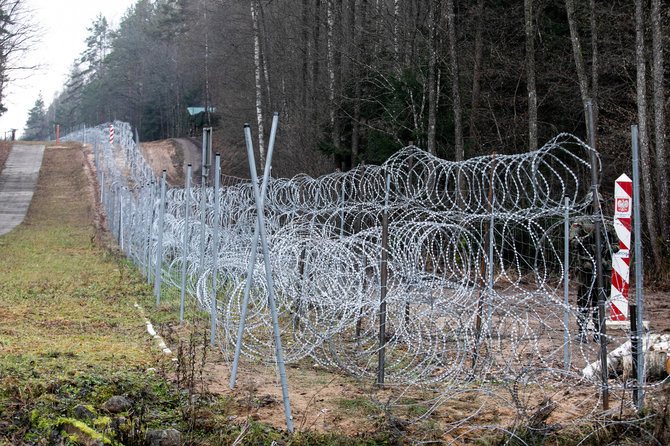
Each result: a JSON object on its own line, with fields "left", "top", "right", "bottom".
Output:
{"left": 62, "top": 122, "right": 662, "bottom": 443}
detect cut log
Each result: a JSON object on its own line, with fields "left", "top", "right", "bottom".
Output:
{"left": 582, "top": 333, "right": 670, "bottom": 381}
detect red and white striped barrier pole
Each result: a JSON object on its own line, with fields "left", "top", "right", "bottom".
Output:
{"left": 110, "top": 124, "right": 114, "bottom": 145}
{"left": 56, "top": 125, "right": 60, "bottom": 147}
{"left": 610, "top": 173, "right": 632, "bottom": 321}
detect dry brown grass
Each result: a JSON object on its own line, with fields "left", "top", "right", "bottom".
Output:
{"left": 0, "top": 140, "right": 11, "bottom": 173}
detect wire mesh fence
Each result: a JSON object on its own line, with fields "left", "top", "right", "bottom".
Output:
{"left": 61, "top": 122, "right": 663, "bottom": 444}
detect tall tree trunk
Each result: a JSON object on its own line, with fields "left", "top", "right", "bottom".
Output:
{"left": 258, "top": 3, "right": 271, "bottom": 112}
{"left": 351, "top": 0, "right": 365, "bottom": 162}
{"left": 565, "top": 0, "right": 591, "bottom": 141}
{"left": 334, "top": 0, "right": 343, "bottom": 167}
{"left": 589, "top": 0, "right": 599, "bottom": 146}
{"left": 393, "top": 0, "right": 400, "bottom": 66}
{"left": 327, "top": 0, "right": 342, "bottom": 167}
{"left": 328, "top": 0, "right": 334, "bottom": 120}
{"left": 313, "top": 0, "right": 321, "bottom": 123}
{"left": 635, "top": 0, "right": 663, "bottom": 269}
{"left": 302, "top": 0, "right": 310, "bottom": 112}
{"left": 426, "top": 0, "right": 437, "bottom": 155}
{"left": 469, "top": 0, "right": 485, "bottom": 151}
{"left": 251, "top": 0, "right": 265, "bottom": 167}
{"left": 406, "top": 0, "right": 417, "bottom": 67}
{"left": 651, "top": 0, "right": 669, "bottom": 249}
{"left": 446, "top": 0, "right": 463, "bottom": 161}
{"left": 203, "top": 0, "right": 211, "bottom": 127}
{"left": 524, "top": 0, "right": 537, "bottom": 152}
{"left": 326, "top": 0, "right": 344, "bottom": 166}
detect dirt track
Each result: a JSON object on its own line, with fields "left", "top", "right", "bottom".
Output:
{"left": 175, "top": 137, "right": 202, "bottom": 185}
{"left": 139, "top": 138, "right": 201, "bottom": 187}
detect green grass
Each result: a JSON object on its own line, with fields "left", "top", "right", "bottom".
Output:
{"left": 333, "top": 397, "right": 381, "bottom": 416}
{"left": 0, "top": 146, "right": 154, "bottom": 366}
{"left": 0, "top": 144, "right": 165, "bottom": 442}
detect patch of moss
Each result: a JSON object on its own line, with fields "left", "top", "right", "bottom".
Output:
{"left": 57, "top": 417, "right": 114, "bottom": 445}
{"left": 93, "top": 415, "right": 111, "bottom": 429}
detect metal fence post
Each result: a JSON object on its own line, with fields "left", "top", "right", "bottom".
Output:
{"left": 146, "top": 182, "right": 155, "bottom": 285}
{"left": 340, "top": 176, "right": 345, "bottom": 237}
{"left": 180, "top": 164, "right": 192, "bottom": 324}
{"left": 198, "top": 174, "right": 208, "bottom": 283}
{"left": 154, "top": 170, "right": 167, "bottom": 306}
{"left": 210, "top": 154, "right": 221, "bottom": 346}
{"left": 119, "top": 187, "right": 125, "bottom": 252}
{"left": 563, "top": 196, "right": 571, "bottom": 370}
{"left": 378, "top": 172, "right": 390, "bottom": 388}
{"left": 142, "top": 183, "right": 151, "bottom": 279}
{"left": 487, "top": 192, "right": 495, "bottom": 334}
{"left": 587, "top": 99, "right": 608, "bottom": 410}
{"left": 631, "top": 124, "right": 645, "bottom": 409}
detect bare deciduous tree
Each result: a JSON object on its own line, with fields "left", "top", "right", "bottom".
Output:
{"left": 651, "top": 0, "right": 668, "bottom": 249}
{"left": 565, "top": 0, "right": 591, "bottom": 140}
{"left": 426, "top": 0, "right": 437, "bottom": 155}
{"left": 469, "top": 0, "right": 484, "bottom": 150}
{"left": 445, "top": 0, "right": 462, "bottom": 161}
{"left": 635, "top": 0, "right": 662, "bottom": 269}
{"left": 251, "top": 0, "right": 266, "bottom": 166}
{"left": 0, "top": 0, "right": 37, "bottom": 115}
{"left": 524, "top": 0, "right": 537, "bottom": 152}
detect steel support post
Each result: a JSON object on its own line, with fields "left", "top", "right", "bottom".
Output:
{"left": 587, "top": 99, "right": 609, "bottom": 410}
{"left": 147, "top": 182, "right": 156, "bottom": 285}
{"left": 180, "top": 164, "right": 192, "bottom": 324}
{"left": 154, "top": 171, "right": 167, "bottom": 306}
{"left": 377, "top": 173, "right": 390, "bottom": 388}
{"left": 210, "top": 154, "right": 221, "bottom": 346}
{"left": 631, "top": 125, "right": 645, "bottom": 409}
{"left": 563, "top": 197, "right": 571, "bottom": 369}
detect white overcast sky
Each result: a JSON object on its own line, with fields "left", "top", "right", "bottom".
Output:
{"left": 0, "top": 0, "right": 137, "bottom": 138}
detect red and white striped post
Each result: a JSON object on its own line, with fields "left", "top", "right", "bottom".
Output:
{"left": 56, "top": 125, "right": 60, "bottom": 147}
{"left": 609, "top": 173, "right": 632, "bottom": 321}
{"left": 109, "top": 124, "right": 114, "bottom": 145}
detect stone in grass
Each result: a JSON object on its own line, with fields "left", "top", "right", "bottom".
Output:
{"left": 73, "top": 405, "right": 96, "bottom": 420}
{"left": 145, "top": 428, "right": 182, "bottom": 446}
{"left": 102, "top": 396, "right": 131, "bottom": 413}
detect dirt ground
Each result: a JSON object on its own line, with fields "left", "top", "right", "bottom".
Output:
{"left": 645, "top": 288, "right": 670, "bottom": 332}
{"left": 140, "top": 139, "right": 184, "bottom": 186}
{"left": 158, "top": 317, "right": 661, "bottom": 443}
{"left": 138, "top": 138, "right": 202, "bottom": 188}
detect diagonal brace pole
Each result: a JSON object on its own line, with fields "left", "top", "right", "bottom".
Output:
{"left": 237, "top": 115, "right": 293, "bottom": 432}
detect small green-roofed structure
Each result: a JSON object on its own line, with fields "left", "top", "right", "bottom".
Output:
{"left": 187, "top": 106, "right": 218, "bottom": 136}
{"left": 187, "top": 106, "right": 216, "bottom": 115}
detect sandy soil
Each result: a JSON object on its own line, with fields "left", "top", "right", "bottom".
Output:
{"left": 644, "top": 288, "right": 670, "bottom": 332}
{"left": 140, "top": 139, "right": 183, "bottom": 186}
{"left": 205, "top": 358, "right": 382, "bottom": 435}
